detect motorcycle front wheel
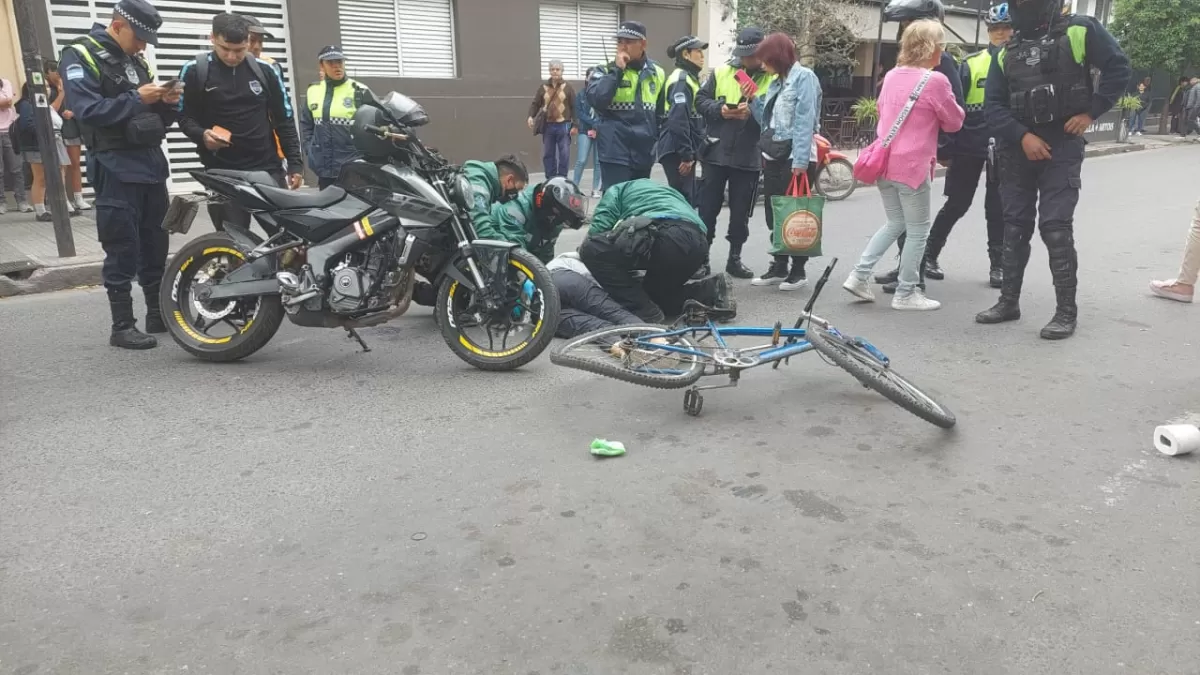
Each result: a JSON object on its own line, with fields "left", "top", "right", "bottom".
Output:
{"left": 435, "top": 248, "right": 560, "bottom": 371}
{"left": 159, "top": 232, "right": 285, "bottom": 362}
{"left": 816, "top": 158, "right": 857, "bottom": 201}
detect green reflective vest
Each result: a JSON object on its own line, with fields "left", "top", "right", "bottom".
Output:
{"left": 964, "top": 50, "right": 992, "bottom": 111}
{"left": 663, "top": 68, "right": 700, "bottom": 113}
{"left": 712, "top": 64, "right": 775, "bottom": 104}
{"left": 306, "top": 79, "right": 363, "bottom": 126}
{"left": 609, "top": 63, "right": 666, "bottom": 112}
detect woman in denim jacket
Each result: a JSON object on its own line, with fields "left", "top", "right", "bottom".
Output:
{"left": 749, "top": 33, "right": 822, "bottom": 291}
{"left": 572, "top": 68, "right": 602, "bottom": 198}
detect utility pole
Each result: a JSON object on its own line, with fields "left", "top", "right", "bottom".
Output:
{"left": 12, "top": 0, "right": 76, "bottom": 258}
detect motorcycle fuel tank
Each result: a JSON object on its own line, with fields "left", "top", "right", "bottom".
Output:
{"left": 338, "top": 162, "right": 453, "bottom": 228}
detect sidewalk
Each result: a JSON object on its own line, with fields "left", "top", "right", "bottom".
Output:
{"left": 2, "top": 134, "right": 1192, "bottom": 298}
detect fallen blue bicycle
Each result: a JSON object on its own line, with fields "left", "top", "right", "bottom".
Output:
{"left": 549, "top": 259, "right": 956, "bottom": 428}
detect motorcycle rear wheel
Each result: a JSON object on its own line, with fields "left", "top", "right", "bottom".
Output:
{"left": 435, "top": 248, "right": 560, "bottom": 371}
{"left": 160, "top": 232, "right": 285, "bottom": 362}
{"left": 816, "top": 158, "right": 857, "bottom": 201}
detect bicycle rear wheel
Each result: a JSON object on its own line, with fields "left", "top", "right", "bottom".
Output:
{"left": 807, "top": 326, "right": 956, "bottom": 428}
{"left": 550, "top": 325, "right": 706, "bottom": 390}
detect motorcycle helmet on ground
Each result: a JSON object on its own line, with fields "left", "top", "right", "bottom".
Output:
{"left": 986, "top": 2, "right": 1011, "bottom": 25}
{"left": 534, "top": 177, "right": 587, "bottom": 231}
{"left": 883, "top": 0, "right": 945, "bottom": 22}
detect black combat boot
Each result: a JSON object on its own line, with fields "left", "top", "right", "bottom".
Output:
{"left": 143, "top": 284, "right": 167, "bottom": 334}
{"left": 109, "top": 295, "right": 158, "bottom": 350}
{"left": 987, "top": 245, "right": 1004, "bottom": 289}
{"left": 976, "top": 224, "right": 1028, "bottom": 324}
{"left": 922, "top": 256, "right": 945, "bottom": 281}
{"left": 725, "top": 242, "right": 754, "bottom": 279}
{"left": 882, "top": 257, "right": 925, "bottom": 295}
{"left": 1039, "top": 223, "right": 1079, "bottom": 340}
{"left": 691, "top": 259, "right": 712, "bottom": 280}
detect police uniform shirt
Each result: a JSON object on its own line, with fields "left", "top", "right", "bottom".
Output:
{"left": 59, "top": 24, "right": 176, "bottom": 183}
{"left": 178, "top": 54, "right": 294, "bottom": 171}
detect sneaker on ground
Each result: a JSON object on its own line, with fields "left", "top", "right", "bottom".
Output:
{"left": 892, "top": 290, "right": 941, "bottom": 311}
{"left": 779, "top": 268, "right": 807, "bottom": 291}
{"left": 842, "top": 275, "right": 875, "bottom": 301}
{"left": 751, "top": 261, "right": 789, "bottom": 287}
{"left": 18, "top": 201, "right": 33, "bottom": 213}
{"left": 75, "top": 197, "right": 92, "bottom": 210}
{"left": 36, "top": 211, "right": 53, "bottom": 222}
{"left": 0, "top": 203, "right": 6, "bottom": 215}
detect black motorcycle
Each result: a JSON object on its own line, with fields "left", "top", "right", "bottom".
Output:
{"left": 159, "top": 91, "right": 559, "bottom": 371}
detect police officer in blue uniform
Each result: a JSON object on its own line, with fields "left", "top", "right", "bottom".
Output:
{"left": 975, "top": 0, "right": 1130, "bottom": 339}
{"left": 585, "top": 21, "right": 667, "bottom": 190}
{"left": 60, "top": 0, "right": 178, "bottom": 350}
{"left": 657, "top": 35, "right": 708, "bottom": 207}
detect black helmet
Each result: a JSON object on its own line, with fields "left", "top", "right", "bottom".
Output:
{"left": 883, "top": 0, "right": 945, "bottom": 22}
{"left": 533, "top": 178, "right": 586, "bottom": 231}
{"left": 350, "top": 105, "right": 395, "bottom": 159}
{"left": 1009, "top": 0, "right": 1062, "bottom": 35}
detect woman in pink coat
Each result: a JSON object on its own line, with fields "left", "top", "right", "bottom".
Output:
{"left": 843, "top": 19, "right": 964, "bottom": 311}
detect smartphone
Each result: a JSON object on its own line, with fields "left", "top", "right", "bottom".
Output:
{"left": 210, "top": 125, "right": 232, "bottom": 144}
{"left": 160, "top": 78, "right": 180, "bottom": 90}
{"left": 733, "top": 69, "right": 755, "bottom": 91}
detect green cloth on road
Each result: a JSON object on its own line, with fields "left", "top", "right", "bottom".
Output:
{"left": 587, "top": 179, "right": 706, "bottom": 236}
{"left": 590, "top": 438, "right": 627, "bottom": 457}
{"left": 488, "top": 184, "right": 561, "bottom": 264}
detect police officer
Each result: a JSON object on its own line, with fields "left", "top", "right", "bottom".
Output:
{"left": 920, "top": 4, "right": 1013, "bottom": 289}
{"left": 693, "top": 27, "right": 776, "bottom": 279}
{"left": 975, "top": 0, "right": 1130, "bottom": 339}
{"left": 658, "top": 35, "right": 708, "bottom": 207}
{"left": 301, "top": 45, "right": 371, "bottom": 188}
{"left": 874, "top": 0, "right": 965, "bottom": 292}
{"left": 60, "top": 0, "right": 178, "bottom": 349}
{"left": 585, "top": 21, "right": 666, "bottom": 189}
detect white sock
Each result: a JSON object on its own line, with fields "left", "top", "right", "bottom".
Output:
{"left": 74, "top": 192, "right": 85, "bottom": 204}
{"left": 33, "top": 204, "right": 45, "bottom": 215}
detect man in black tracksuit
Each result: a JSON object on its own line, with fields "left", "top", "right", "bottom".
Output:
{"left": 975, "top": 0, "right": 1130, "bottom": 339}
{"left": 178, "top": 13, "right": 303, "bottom": 231}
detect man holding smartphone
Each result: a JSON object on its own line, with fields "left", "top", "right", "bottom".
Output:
{"left": 60, "top": 0, "right": 180, "bottom": 350}
{"left": 177, "top": 12, "right": 303, "bottom": 231}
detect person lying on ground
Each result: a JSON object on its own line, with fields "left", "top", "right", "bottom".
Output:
{"left": 547, "top": 252, "right": 643, "bottom": 338}
{"left": 578, "top": 178, "right": 736, "bottom": 323}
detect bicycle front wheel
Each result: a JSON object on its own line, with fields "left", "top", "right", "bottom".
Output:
{"left": 550, "top": 325, "right": 706, "bottom": 390}
{"left": 808, "top": 327, "right": 956, "bottom": 428}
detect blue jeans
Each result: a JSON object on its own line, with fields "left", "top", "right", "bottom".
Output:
{"left": 542, "top": 122, "right": 571, "bottom": 178}
{"left": 853, "top": 179, "right": 932, "bottom": 294}
{"left": 1128, "top": 110, "right": 1147, "bottom": 133}
{"left": 572, "top": 133, "right": 601, "bottom": 191}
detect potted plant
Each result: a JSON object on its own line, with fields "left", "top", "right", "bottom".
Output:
{"left": 851, "top": 97, "right": 879, "bottom": 145}
{"left": 1116, "top": 94, "right": 1143, "bottom": 143}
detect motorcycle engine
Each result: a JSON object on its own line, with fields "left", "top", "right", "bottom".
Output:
{"left": 326, "top": 237, "right": 407, "bottom": 315}
{"left": 328, "top": 264, "right": 374, "bottom": 314}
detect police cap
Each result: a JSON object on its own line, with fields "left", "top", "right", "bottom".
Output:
{"left": 667, "top": 35, "right": 708, "bottom": 59}
{"left": 114, "top": 0, "right": 162, "bottom": 46}
{"left": 318, "top": 45, "right": 345, "bottom": 62}
{"left": 614, "top": 21, "right": 648, "bottom": 41}
{"left": 732, "top": 27, "right": 765, "bottom": 57}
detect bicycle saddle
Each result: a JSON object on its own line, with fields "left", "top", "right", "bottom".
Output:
{"left": 681, "top": 299, "right": 737, "bottom": 322}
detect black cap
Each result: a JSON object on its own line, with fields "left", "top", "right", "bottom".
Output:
{"left": 732, "top": 27, "right": 765, "bottom": 57}
{"left": 318, "top": 45, "right": 345, "bottom": 62}
{"left": 242, "top": 15, "right": 275, "bottom": 40}
{"left": 667, "top": 35, "right": 708, "bottom": 59}
{"left": 114, "top": 0, "right": 162, "bottom": 46}
{"left": 614, "top": 20, "right": 648, "bottom": 41}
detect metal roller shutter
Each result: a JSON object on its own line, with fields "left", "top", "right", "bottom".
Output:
{"left": 337, "top": 0, "right": 456, "bottom": 79}
{"left": 538, "top": 1, "right": 620, "bottom": 80}
{"left": 44, "top": 0, "right": 298, "bottom": 194}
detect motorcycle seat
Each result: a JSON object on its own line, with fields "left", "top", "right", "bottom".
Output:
{"left": 205, "top": 168, "right": 281, "bottom": 187}
{"left": 256, "top": 184, "right": 347, "bottom": 210}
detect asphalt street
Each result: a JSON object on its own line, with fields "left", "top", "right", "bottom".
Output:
{"left": 2, "top": 145, "right": 1199, "bottom": 675}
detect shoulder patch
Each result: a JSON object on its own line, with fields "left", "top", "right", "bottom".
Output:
{"left": 590, "top": 69, "right": 606, "bottom": 80}
{"left": 672, "top": 91, "right": 687, "bottom": 105}
{"left": 65, "top": 64, "right": 86, "bottom": 81}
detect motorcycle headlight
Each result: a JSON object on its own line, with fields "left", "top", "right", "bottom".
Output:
{"left": 452, "top": 173, "right": 474, "bottom": 210}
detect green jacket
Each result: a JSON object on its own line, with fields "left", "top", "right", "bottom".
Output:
{"left": 489, "top": 185, "right": 561, "bottom": 264}
{"left": 462, "top": 160, "right": 502, "bottom": 239}
{"left": 587, "top": 179, "right": 705, "bottom": 236}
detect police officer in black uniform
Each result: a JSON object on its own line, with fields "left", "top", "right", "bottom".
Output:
{"left": 60, "top": 0, "right": 178, "bottom": 350}
{"left": 975, "top": 0, "right": 1130, "bottom": 339}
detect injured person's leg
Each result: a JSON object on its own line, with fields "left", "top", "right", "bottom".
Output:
{"left": 552, "top": 267, "right": 643, "bottom": 339}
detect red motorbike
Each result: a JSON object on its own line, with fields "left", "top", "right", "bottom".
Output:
{"left": 813, "top": 134, "right": 857, "bottom": 201}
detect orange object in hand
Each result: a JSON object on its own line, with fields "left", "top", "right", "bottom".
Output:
{"left": 210, "top": 126, "right": 232, "bottom": 144}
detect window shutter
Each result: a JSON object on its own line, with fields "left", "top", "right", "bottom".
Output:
{"left": 395, "top": 0, "right": 457, "bottom": 78}
{"left": 539, "top": 1, "right": 619, "bottom": 80}
{"left": 340, "top": 0, "right": 402, "bottom": 77}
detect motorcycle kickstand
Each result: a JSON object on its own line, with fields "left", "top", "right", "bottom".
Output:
{"left": 345, "top": 327, "right": 371, "bottom": 353}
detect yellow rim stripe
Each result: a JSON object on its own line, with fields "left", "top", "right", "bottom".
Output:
{"left": 173, "top": 311, "right": 231, "bottom": 344}
{"left": 448, "top": 258, "right": 545, "bottom": 358}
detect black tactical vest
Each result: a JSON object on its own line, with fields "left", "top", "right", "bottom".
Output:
{"left": 1002, "top": 22, "right": 1092, "bottom": 126}
{"left": 66, "top": 36, "right": 162, "bottom": 152}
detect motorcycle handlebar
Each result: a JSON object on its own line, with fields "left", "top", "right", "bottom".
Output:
{"left": 363, "top": 124, "right": 409, "bottom": 142}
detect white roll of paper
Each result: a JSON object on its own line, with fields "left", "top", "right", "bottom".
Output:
{"left": 1153, "top": 425, "right": 1200, "bottom": 456}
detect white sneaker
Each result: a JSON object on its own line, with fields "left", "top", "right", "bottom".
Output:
{"left": 842, "top": 275, "right": 874, "bottom": 301}
{"left": 0, "top": 203, "right": 6, "bottom": 215}
{"left": 75, "top": 196, "right": 92, "bottom": 210}
{"left": 17, "top": 201, "right": 33, "bottom": 213}
{"left": 891, "top": 290, "right": 941, "bottom": 311}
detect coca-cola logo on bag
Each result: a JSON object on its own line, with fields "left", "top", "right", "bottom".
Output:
{"left": 782, "top": 211, "right": 820, "bottom": 250}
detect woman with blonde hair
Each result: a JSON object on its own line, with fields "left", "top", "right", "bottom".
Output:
{"left": 842, "top": 19, "right": 964, "bottom": 310}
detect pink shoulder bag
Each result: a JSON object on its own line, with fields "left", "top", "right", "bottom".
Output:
{"left": 853, "top": 70, "right": 934, "bottom": 184}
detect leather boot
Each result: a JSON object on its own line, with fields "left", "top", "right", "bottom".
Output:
{"left": 143, "top": 284, "right": 167, "bottom": 334}
{"left": 691, "top": 259, "right": 711, "bottom": 280}
{"left": 109, "top": 296, "right": 158, "bottom": 350}
{"left": 1040, "top": 223, "right": 1079, "bottom": 340}
{"left": 976, "top": 223, "right": 1028, "bottom": 324}
{"left": 725, "top": 242, "right": 754, "bottom": 279}
{"left": 987, "top": 244, "right": 1004, "bottom": 289}
{"left": 922, "top": 256, "right": 945, "bottom": 281}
